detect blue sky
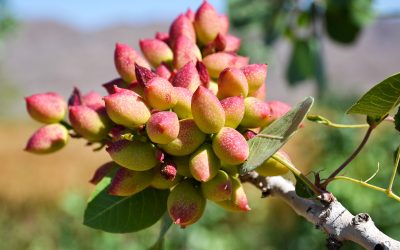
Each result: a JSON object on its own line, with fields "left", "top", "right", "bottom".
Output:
{"left": 8, "top": 0, "right": 400, "bottom": 31}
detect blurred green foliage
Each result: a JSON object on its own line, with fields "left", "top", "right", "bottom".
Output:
{"left": 228, "top": 0, "right": 375, "bottom": 97}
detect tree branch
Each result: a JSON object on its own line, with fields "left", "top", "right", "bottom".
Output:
{"left": 240, "top": 172, "right": 400, "bottom": 250}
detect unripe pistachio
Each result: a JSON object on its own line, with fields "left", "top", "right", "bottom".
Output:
{"left": 69, "top": 105, "right": 112, "bottom": 142}
{"left": 167, "top": 180, "right": 206, "bottom": 228}
{"left": 232, "top": 56, "right": 249, "bottom": 68}
{"left": 220, "top": 162, "right": 239, "bottom": 175}
{"left": 220, "top": 96, "right": 245, "bottom": 128}
{"left": 155, "top": 63, "right": 172, "bottom": 80}
{"left": 172, "top": 87, "right": 193, "bottom": 119}
{"left": 25, "top": 124, "right": 69, "bottom": 154}
{"left": 159, "top": 119, "right": 206, "bottom": 156}
{"left": 89, "top": 161, "right": 118, "bottom": 185}
{"left": 224, "top": 34, "right": 241, "bottom": 52}
{"left": 219, "top": 14, "right": 229, "bottom": 35}
{"left": 248, "top": 83, "right": 266, "bottom": 100}
{"left": 242, "top": 130, "right": 257, "bottom": 141}
{"left": 189, "top": 144, "right": 220, "bottom": 182}
{"left": 191, "top": 86, "right": 225, "bottom": 134}
{"left": 212, "top": 127, "right": 249, "bottom": 165}
{"left": 172, "top": 61, "right": 201, "bottom": 92}
{"left": 82, "top": 91, "right": 105, "bottom": 111}
{"left": 216, "top": 176, "right": 250, "bottom": 212}
{"left": 256, "top": 151, "right": 291, "bottom": 177}
{"left": 25, "top": 92, "right": 67, "bottom": 124}
{"left": 240, "top": 97, "right": 271, "bottom": 128}
{"left": 185, "top": 8, "right": 195, "bottom": 22}
{"left": 108, "top": 168, "right": 154, "bottom": 196}
{"left": 139, "top": 39, "right": 173, "bottom": 68}
{"left": 266, "top": 100, "right": 291, "bottom": 125}
{"left": 174, "top": 155, "right": 192, "bottom": 177}
{"left": 144, "top": 77, "right": 178, "bottom": 110}
{"left": 106, "top": 140, "right": 157, "bottom": 171}
{"left": 242, "top": 64, "right": 268, "bottom": 94}
{"left": 194, "top": 1, "right": 220, "bottom": 44}
{"left": 202, "top": 52, "right": 236, "bottom": 78}
{"left": 114, "top": 43, "right": 150, "bottom": 83}
{"left": 173, "top": 35, "right": 202, "bottom": 69}
{"left": 102, "top": 78, "right": 130, "bottom": 94}
{"left": 127, "top": 81, "right": 145, "bottom": 97}
{"left": 151, "top": 164, "right": 182, "bottom": 189}
{"left": 146, "top": 111, "right": 179, "bottom": 144}
{"left": 134, "top": 63, "right": 158, "bottom": 87}
{"left": 217, "top": 67, "right": 249, "bottom": 99}
{"left": 104, "top": 91, "right": 150, "bottom": 128}
{"left": 169, "top": 14, "right": 196, "bottom": 48}
{"left": 155, "top": 32, "right": 170, "bottom": 43}
{"left": 208, "top": 80, "right": 218, "bottom": 95}
{"left": 196, "top": 61, "right": 210, "bottom": 87}
{"left": 201, "top": 170, "right": 232, "bottom": 202}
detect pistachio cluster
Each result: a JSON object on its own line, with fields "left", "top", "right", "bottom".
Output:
{"left": 25, "top": 1, "right": 293, "bottom": 228}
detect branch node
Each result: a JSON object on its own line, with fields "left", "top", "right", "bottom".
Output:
{"left": 373, "top": 243, "right": 385, "bottom": 250}
{"left": 326, "top": 235, "right": 343, "bottom": 250}
{"left": 352, "top": 213, "right": 370, "bottom": 225}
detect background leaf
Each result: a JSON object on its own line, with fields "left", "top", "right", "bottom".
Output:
{"left": 148, "top": 213, "right": 173, "bottom": 250}
{"left": 347, "top": 73, "right": 400, "bottom": 119}
{"left": 84, "top": 177, "right": 169, "bottom": 233}
{"left": 240, "top": 97, "right": 314, "bottom": 174}
{"left": 394, "top": 106, "right": 400, "bottom": 133}
{"left": 295, "top": 176, "right": 314, "bottom": 198}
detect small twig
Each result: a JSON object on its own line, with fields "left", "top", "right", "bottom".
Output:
{"left": 307, "top": 115, "right": 369, "bottom": 129}
{"left": 333, "top": 176, "right": 400, "bottom": 203}
{"left": 387, "top": 146, "right": 400, "bottom": 192}
{"left": 322, "top": 125, "right": 374, "bottom": 187}
{"left": 256, "top": 134, "right": 285, "bottom": 140}
{"left": 364, "top": 163, "right": 380, "bottom": 183}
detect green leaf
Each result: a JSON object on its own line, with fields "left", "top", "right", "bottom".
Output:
{"left": 148, "top": 213, "right": 173, "bottom": 250}
{"left": 347, "top": 73, "right": 400, "bottom": 120}
{"left": 240, "top": 97, "right": 314, "bottom": 174}
{"left": 286, "top": 39, "right": 314, "bottom": 85}
{"left": 395, "top": 106, "right": 400, "bottom": 133}
{"left": 84, "top": 177, "right": 169, "bottom": 233}
{"left": 295, "top": 176, "right": 314, "bottom": 198}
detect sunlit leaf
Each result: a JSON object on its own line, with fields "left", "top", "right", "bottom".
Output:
{"left": 240, "top": 97, "right": 314, "bottom": 174}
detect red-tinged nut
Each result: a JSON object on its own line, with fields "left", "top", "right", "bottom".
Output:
{"left": 167, "top": 180, "right": 206, "bottom": 228}
{"left": 202, "top": 52, "right": 237, "bottom": 78}
{"left": 69, "top": 105, "right": 112, "bottom": 142}
{"left": 114, "top": 43, "right": 150, "bottom": 83}
{"left": 127, "top": 81, "right": 145, "bottom": 97}
{"left": 155, "top": 63, "right": 172, "bottom": 80}
{"left": 189, "top": 144, "right": 220, "bottom": 182}
{"left": 224, "top": 34, "right": 241, "bottom": 52}
{"left": 216, "top": 176, "right": 250, "bottom": 212}
{"left": 159, "top": 119, "right": 206, "bottom": 156}
{"left": 242, "top": 130, "right": 257, "bottom": 140}
{"left": 135, "top": 63, "right": 158, "bottom": 86}
{"left": 196, "top": 61, "right": 210, "bottom": 87}
{"left": 25, "top": 124, "right": 69, "bottom": 154}
{"left": 104, "top": 91, "right": 150, "bottom": 128}
{"left": 266, "top": 100, "right": 292, "bottom": 125}
{"left": 172, "top": 87, "right": 193, "bottom": 119}
{"left": 212, "top": 127, "right": 249, "bottom": 165}
{"left": 256, "top": 150, "right": 291, "bottom": 177}
{"left": 172, "top": 61, "right": 201, "bottom": 92}
{"left": 219, "top": 14, "right": 229, "bottom": 34}
{"left": 173, "top": 35, "right": 202, "bottom": 70}
{"left": 146, "top": 111, "right": 179, "bottom": 144}
{"left": 169, "top": 14, "right": 196, "bottom": 48}
{"left": 201, "top": 170, "right": 232, "bottom": 202}
{"left": 82, "top": 91, "right": 105, "bottom": 111}
{"left": 108, "top": 167, "right": 154, "bottom": 196}
{"left": 248, "top": 83, "right": 266, "bottom": 100}
{"left": 232, "top": 55, "right": 249, "bottom": 68}
{"left": 194, "top": 1, "right": 220, "bottom": 44}
{"left": 102, "top": 78, "right": 130, "bottom": 94}
{"left": 68, "top": 87, "right": 83, "bottom": 106}
{"left": 151, "top": 164, "right": 182, "bottom": 189}
{"left": 242, "top": 64, "right": 268, "bottom": 94}
{"left": 208, "top": 81, "right": 218, "bottom": 95}
{"left": 139, "top": 39, "right": 173, "bottom": 68}
{"left": 155, "top": 32, "right": 170, "bottom": 43}
{"left": 144, "top": 77, "right": 178, "bottom": 110}
{"left": 220, "top": 96, "right": 245, "bottom": 128}
{"left": 160, "top": 160, "right": 178, "bottom": 180}
{"left": 217, "top": 67, "right": 249, "bottom": 99}
{"left": 106, "top": 140, "right": 157, "bottom": 171}
{"left": 25, "top": 92, "right": 67, "bottom": 124}
{"left": 89, "top": 161, "right": 118, "bottom": 185}
{"left": 174, "top": 155, "right": 192, "bottom": 177}
{"left": 185, "top": 8, "right": 195, "bottom": 22}
{"left": 240, "top": 97, "right": 271, "bottom": 128}
{"left": 191, "top": 86, "right": 225, "bottom": 134}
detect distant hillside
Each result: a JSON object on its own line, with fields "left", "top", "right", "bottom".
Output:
{"left": 1, "top": 18, "right": 400, "bottom": 117}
